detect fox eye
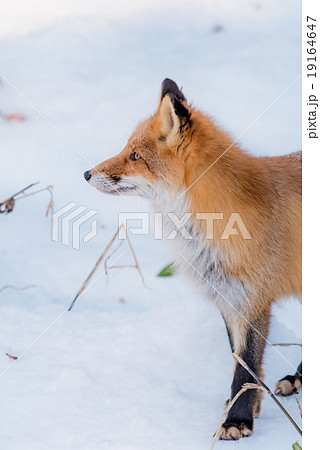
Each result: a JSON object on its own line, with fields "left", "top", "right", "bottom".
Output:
{"left": 129, "top": 152, "right": 141, "bottom": 161}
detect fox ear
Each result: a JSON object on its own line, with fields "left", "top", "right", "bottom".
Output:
{"left": 158, "top": 93, "right": 191, "bottom": 146}
{"left": 159, "top": 78, "right": 186, "bottom": 104}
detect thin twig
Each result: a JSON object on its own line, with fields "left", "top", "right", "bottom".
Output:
{"left": 232, "top": 353, "right": 302, "bottom": 436}
{"left": 2, "top": 182, "right": 39, "bottom": 202}
{"left": 15, "top": 185, "right": 53, "bottom": 202}
{"left": 15, "top": 185, "right": 54, "bottom": 226}
{"left": 68, "top": 224, "right": 145, "bottom": 311}
{"left": 0, "top": 284, "right": 37, "bottom": 294}
{"left": 104, "top": 240, "right": 125, "bottom": 279}
{"left": 210, "top": 383, "right": 266, "bottom": 448}
{"left": 104, "top": 240, "right": 125, "bottom": 263}
{"left": 106, "top": 265, "right": 137, "bottom": 270}
{"left": 0, "top": 182, "right": 39, "bottom": 213}
{"left": 294, "top": 394, "right": 302, "bottom": 418}
{"left": 125, "top": 229, "right": 145, "bottom": 284}
{"left": 272, "top": 343, "right": 302, "bottom": 347}
{"left": 68, "top": 226, "right": 121, "bottom": 311}
{"left": 104, "top": 229, "right": 145, "bottom": 285}
{"left": 0, "top": 183, "right": 54, "bottom": 218}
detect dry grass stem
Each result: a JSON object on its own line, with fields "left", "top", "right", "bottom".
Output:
{"left": 68, "top": 225, "right": 144, "bottom": 311}
{"left": 210, "top": 383, "right": 266, "bottom": 449}
{"left": 0, "top": 183, "right": 54, "bottom": 222}
{"left": 271, "top": 343, "right": 302, "bottom": 347}
{"left": 68, "top": 226, "right": 121, "bottom": 311}
{"left": 104, "top": 227, "right": 145, "bottom": 285}
{"left": 294, "top": 394, "right": 302, "bottom": 418}
{"left": 0, "top": 182, "right": 39, "bottom": 213}
{"left": 0, "top": 284, "right": 37, "bottom": 294}
{"left": 125, "top": 229, "right": 145, "bottom": 284}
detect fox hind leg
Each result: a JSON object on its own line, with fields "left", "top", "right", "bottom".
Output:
{"left": 275, "top": 362, "right": 302, "bottom": 397}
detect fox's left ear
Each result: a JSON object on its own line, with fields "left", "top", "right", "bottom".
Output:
{"left": 158, "top": 92, "right": 191, "bottom": 147}
{"left": 159, "top": 78, "right": 186, "bottom": 103}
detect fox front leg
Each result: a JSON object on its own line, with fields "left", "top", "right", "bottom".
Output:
{"left": 219, "top": 311, "right": 270, "bottom": 440}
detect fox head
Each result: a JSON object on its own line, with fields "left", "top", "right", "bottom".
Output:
{"left": 84, "top": 78, "right": 208, "bottom": 199}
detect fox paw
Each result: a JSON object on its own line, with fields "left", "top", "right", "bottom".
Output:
{"left": 275, "top": 375, "right": 302, "bottom": 397}
{"left": 219, "top": 420, "right": 253, "bottom": 440}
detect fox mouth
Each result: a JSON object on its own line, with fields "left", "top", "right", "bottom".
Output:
{"left": 90, "top": 175, "right": 138, "bottom": 195}
{"left": 98, "top": 184, "right": 137, "bottom": 195}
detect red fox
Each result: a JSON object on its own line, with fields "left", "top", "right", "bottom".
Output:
{"left": 84, "top": 79, "right": 302, "bottom": 440}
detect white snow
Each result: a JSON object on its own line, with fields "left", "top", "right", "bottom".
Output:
{"left": 0, "top": 0, "right": 301, "bottom": 449}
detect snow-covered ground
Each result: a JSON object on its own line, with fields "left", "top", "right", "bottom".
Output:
{"left": 0, "top": 1, "right": 301, "bottom": 449}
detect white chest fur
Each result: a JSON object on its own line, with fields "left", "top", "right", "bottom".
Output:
{"left": 153, "top": 191, "right": 250, "bottom": 317}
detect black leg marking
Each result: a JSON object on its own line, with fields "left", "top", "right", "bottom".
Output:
{"left": 224, "top": 327, "right": 256, "bottom": 429}
{"left": 223, "top": 317, "right": 234, "bottom": 353}
{"left": 219, "top": 314, "right": 269, "bottom": 440}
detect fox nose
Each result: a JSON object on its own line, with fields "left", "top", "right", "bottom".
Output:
{"left": 83, "top": 170, "right": 92, "bottom": 181}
